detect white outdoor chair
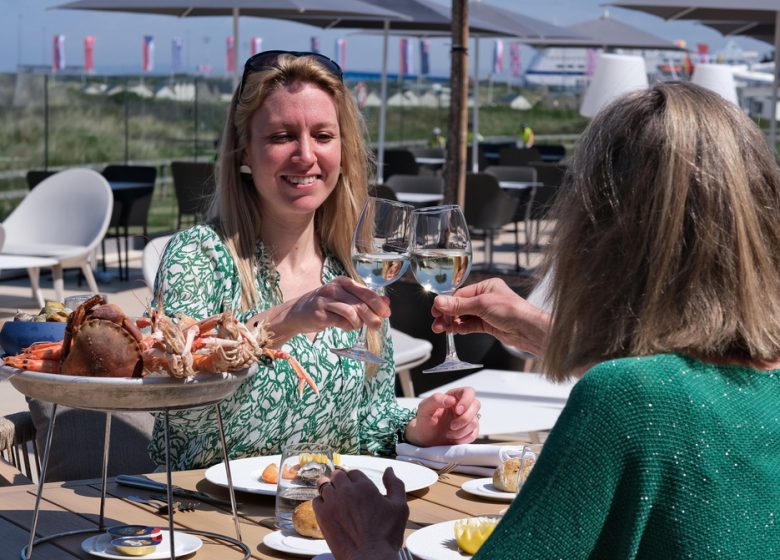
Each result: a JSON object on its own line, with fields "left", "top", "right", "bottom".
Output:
{"left": 0, "top": 168, "right": 113, "bottom": 304}
{"left": 142, "top": 234, "right": 173, "bottom": 294}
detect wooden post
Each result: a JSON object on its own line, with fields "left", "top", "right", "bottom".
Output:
{"left": 444, "top": 0, "right": 468, "bottom": 208}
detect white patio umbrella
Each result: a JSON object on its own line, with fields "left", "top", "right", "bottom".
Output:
{"left": 51, "top": 0, "right": 409, "bottom": 85}
{"left": 608, "top": 0, "right": 780, "bottom": 147}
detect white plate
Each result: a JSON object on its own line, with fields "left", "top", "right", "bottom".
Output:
{"left": 263, "top": 529, "right": 330, "bottom": 557}
{"left": 405, "top": 520, "right": 467, "bottom": 560}
{"left": 205, "top": 455, "right": 438, "bottom": 495}
{"left": 461, "top": 477, "right": 516, "bottom": 501}
{"left": 82, "top": 530, "right": 202, "bottom": 559}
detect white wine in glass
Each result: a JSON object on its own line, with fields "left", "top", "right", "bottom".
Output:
{"left": 411, "top": 205, "right": 482, "bottom": 373}
{"left": 331, "top": 196, "right": 413, "bottom": 364}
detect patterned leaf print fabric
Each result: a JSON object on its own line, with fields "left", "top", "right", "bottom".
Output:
{"left": 148, "top": 225, "right": 416, "bottom": 470}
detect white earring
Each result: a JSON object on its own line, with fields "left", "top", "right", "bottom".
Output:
{"left": 239, "top": 164, "right": 252, "bottom": 174}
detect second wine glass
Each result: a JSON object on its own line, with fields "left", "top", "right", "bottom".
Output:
{"left": 331, "top": 196, "right": 413, "bottom": 365}
{"left": 411, "top": 204, "right": 482, "bottom": 373}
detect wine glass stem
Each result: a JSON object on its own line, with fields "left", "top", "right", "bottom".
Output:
{"left": 444, "top": 332, "right": 460, "bottom": 363}
{"left": 353, "top": 286, "right": 383, "bottom": 350}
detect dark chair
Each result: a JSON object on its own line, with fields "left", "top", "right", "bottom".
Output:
{"left": 484, "top": 166, "right": 537, "bottom": 270}
{"left": 25, "top": 170, "right": 57, "bottom": 190}
{"left": 101, "top": 165, "right": 157, "bottom": 281}
{"left": 385, "top": 174, "right": 444, "bottom": 195}
{"left": 171, "top": 161, "right": 216, "bottom": 229}
{"left": 408, "top": 146, "right": 444, "bottom": 159}
{"left": 466, "top": 145, "right": 488, "bottom": 172}
{"left": 464, "top": 173, "right": 519, "bottom": 271}
{"left": 498, "top": 147, "right": 542, "bottom": 166}
{"left": 368, "top": 184, "right": 398, "bottom": 201}
{"left": 534, "top": 144, "right": 567, "bottom": 162}
{"left": 382, "top": 149, "right": 419, "bottom": 181}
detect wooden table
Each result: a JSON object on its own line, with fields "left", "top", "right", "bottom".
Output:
{"left": 0, "top": 467, "right": 507, "bottom": 559}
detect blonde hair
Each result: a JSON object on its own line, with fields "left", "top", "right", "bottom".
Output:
{"left": 212, "top": 54, "right": 382, "bottom": 359}
{"left": 543, "top": 81, "right": 780, "bottom": 380}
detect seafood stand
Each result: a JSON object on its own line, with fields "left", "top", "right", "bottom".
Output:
{"left": 0, "top": 295, "right": 314, "bottom": 559}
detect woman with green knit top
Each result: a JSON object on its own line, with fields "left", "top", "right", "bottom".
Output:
{"left": 311, "top": 81, "right": 780, "bottom": 559}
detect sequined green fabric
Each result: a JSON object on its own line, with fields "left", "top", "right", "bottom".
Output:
{"left": 147, "top": 225, "right": 415, "bottom": 470}
{"left": 477, "top": 353, "right": 780, "bottom": 559}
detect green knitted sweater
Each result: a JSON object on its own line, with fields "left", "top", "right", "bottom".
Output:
{"left": 475, "top": 354, "right": 779, "bottom": 559}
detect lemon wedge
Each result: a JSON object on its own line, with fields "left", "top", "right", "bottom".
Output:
{"left": 453, "top": 516, "right": 500, "bottom": 555}
{"left": 299, "top": 452, "right": 339, "bottom": 466}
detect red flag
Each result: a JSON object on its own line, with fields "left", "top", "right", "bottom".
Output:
{"left": 226, "top": 36, "right": 235, "bottom": 74}
{"left": 336, "top": 38, "right": 346, "bottom": 70}
{"left": 697, "top": 43, "right": 710, "bottom": 64}
{"left": 492, "top": 40, "right": 504, "bottom": 75}
{"left": 510, "top": 42, "right": 521, "bottom": 78}
{"left": 400, "top": 38, "right": 413, "bottom": 76}
{"left": 84, "top": 36, "right": 95, "bottom": 73}
{"left": 142, "top": 35, "right": 154, "bottom": 73}
{"left": 251, "top": 37, "right": 262, "bottom": 56}
{"left": 53, "top": 35, "right": 65, "bottom": 71}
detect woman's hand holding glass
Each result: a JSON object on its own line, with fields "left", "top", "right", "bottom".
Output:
{"left": 331, "top": 197, "right": 413, "bottom": 364}
{"left": 411, "top": 205, "right": 482, "bottom": 373}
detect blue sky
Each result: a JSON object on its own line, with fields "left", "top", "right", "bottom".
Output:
{"left": 0, "top": 0, "right": 771, "bottom": 76}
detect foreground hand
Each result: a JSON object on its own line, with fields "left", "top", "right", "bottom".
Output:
{"left": 431, "top": 278, "right": 550, "bottom": 357}
{"left": 249, "top": 276, "right": 390, "bottom": 345}
{"left": 313, "top": 468, "right": 408, "bottom": 560}
{"left": 403, "top": 387, "right": 480, "bottom": 446}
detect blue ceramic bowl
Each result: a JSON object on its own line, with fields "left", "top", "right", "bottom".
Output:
{"left": 0, "top": 321, "right": 66, "bottom": 357}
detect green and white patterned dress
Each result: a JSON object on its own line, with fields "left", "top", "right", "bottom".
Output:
{"left": 148, "top": 225, "right": 416, "bottom": 470}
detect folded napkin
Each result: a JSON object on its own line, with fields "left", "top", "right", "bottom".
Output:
{"left": 395, "top": 443, "right": 526, "bottom": 477}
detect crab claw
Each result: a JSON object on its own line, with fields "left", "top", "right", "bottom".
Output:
{"left": 264, "top": 349, "right": 319, "bottom": 398}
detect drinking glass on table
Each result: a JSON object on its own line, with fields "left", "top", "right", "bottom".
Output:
{"left": 515, "top": 443, "right": 543, "bottom": 492}
{"left": 275, "top": 442, "right": 334, "bottom": 531}
{"left": 331, "top": 196, "right": 413, "bottom": 364}
{"left": 411, "top": 205, "right": 482, "bottom": 373}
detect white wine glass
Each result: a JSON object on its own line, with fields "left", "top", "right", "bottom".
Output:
{"left": 411, "top": 205, "right": 482, "bottom": 373}
{"left": 331, "top": 196, "right": 413, "bottom": 364}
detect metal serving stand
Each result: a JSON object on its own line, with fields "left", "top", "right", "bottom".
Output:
{"left": 1, "top": 365, "right": 255, "bottom": 560}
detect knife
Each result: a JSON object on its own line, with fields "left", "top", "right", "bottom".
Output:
{"left": 116, "top": 475, "right": 239, "bottom": 508}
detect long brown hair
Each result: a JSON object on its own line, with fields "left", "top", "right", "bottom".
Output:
{"left": 543, "top": 81, "right": 780, "bottom": 380}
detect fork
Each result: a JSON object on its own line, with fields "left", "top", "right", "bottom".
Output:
{"left": 152, "top": 494, "right": 198, "bottom": 511}
{"left": 398, "top": 546, "right": 415, "bottom": 560}
{"left": 436, "top": 462, "right": 459, "bottom": 480}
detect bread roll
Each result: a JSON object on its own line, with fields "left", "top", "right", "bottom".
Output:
{"left": 292, "top": 500, "right": 324, "bottom": 539}
{"left": 492, "top": 457, "right": 521, "bottom": 492}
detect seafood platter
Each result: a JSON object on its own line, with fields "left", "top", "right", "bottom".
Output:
{"left": 0, "top": 295, "right": 317, "bottom": 411}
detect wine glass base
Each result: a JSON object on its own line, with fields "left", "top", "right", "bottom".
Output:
{"left": 331, "top": 347, "right": 387, "bottom": 365}
{"left": 422, "top": 360, "right": 483, "bottom": 374}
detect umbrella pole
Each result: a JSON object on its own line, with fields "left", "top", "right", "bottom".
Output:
{"left": 472, "top": 35, "right": 480, "bottom": 173}
{"left": 377, "top": 20, "right": 390, "bottom": 184}
{"left": 771, "top": 11, "right": 780, "bottom": 152}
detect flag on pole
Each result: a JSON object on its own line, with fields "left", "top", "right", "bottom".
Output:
{"left": 492, "top": 39, "right": 504, "bottom": 75}
{"left": 142, "top": 35, "right": 154, "bottom": 73}
{"left": 53, "top": 35, "right": 66, "bottom": 71}
{"left": 585, "top": 48, "right": 598, "bottom": 77}
{"left": 226, "top": 36, "right": 235, "bottom": 74}
{"left": 420, "top": 40, "right": 430, "bottom": 76}
{"left": 697, "top": 43, "right": 710, "bottom": 64}
{"left": 400, "top": 38, "right": 413, "bottom": 76}
{"left": 310, "top": 36, "right": 320, "bottom": 54}
{"left": 336, "top": 38, "right": 346, "bottom": 70}
{"left": 171, "top": 37, "right": 183, "bottom": 73}
{"left": 84, "top": 36, "right": 95, "bottom": 74}
{"left": 251, "top": 37, "right": 263, "bottom": 56}
{"left": 510, "top": 42, "right": 521, "bottom": 78}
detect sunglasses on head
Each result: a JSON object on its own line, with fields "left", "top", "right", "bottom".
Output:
{"left": 237, "top": 50, "right": 344, "bottom": 96}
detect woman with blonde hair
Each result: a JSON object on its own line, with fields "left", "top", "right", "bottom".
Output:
{"left": 150, "top": 51, "right": 480, "bottom": 470}
{"left": 313, "top": 82, "right": 780, "bottom": 558}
